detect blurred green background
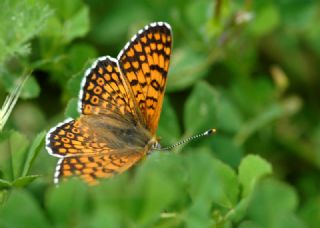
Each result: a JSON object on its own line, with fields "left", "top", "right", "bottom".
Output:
{"left": 1, "top": 0, "right": 320, "bottom": 227}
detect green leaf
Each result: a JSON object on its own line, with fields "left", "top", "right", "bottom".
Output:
{"left": 0, "top": 179, "right": 12, "bottom": 189}
{"left": 209, "top": 135, "right": 243, "bottom": 168}
{"left": 0, "top": 0, "right": 52, "bottom": 64}
{"left": 9, "top": 131, "right": 29, "bottom": 179}
{"left": 22, "top": 131, "right": 46, "bottom": 176}
{"left": 247, "top": 178, "right": 304, "bottom": 227}
{"left": 184, "top": 81, "right": 218, "bottom": 135}
{"left": 90, "top": 3, "right": 152, "bottom": 45}
{"left": 63, "top": 6, "right": 90, "bottom": 43}
{"left": 20, "top": 75, "right": 40, "bottom": 99}
{"left": 67, "top": 72, "right": 83, "bottom": 97}
{"left": 238, "top": 220, "right": 262, "bottom": 228}
{"left": 299, "top": 197, "right": 320, "bottom": 228}
{"left": 0, "top": 189, "right": 49, "bottom": 227}
{"left": 157, "top": 96, "right": 181, "bottom": 146}
{"left": 67, "top": 43, "right": 98, "bottom": 72}
{"left": 186, "top": 150, "right": 239, "bottom": 209}
{"left": 167, "top": 47, "right": 209, "bottom": 92}
{"left": 66, "top": 43, "right": 98, "bottom": 95}
{"left": 238, "top": 155, "right": 272, "bottom": 198}
{"left": 132, "top": 153, "right": 184, "bottom": 225}
{"left": 185, "top": 0, "right": 213, "bottom": 35}
{"left": 136, "top": 167, "right": 178, "bottom": 224}
{"left": 234, "top": 103, "right": 283, "bottom": 145}
{"left": 12, "top": 175, "right": 39, "bottom": 187}
{"left": 44, "top": 0, "right": 89, "bottom": 43}
{"left": 45, "top": 180, "right": 88, "bottom": 226}
{"left": 216, "top": 93, "right": 243, "bottom": 133}
{"left": 227, "top": 197, "right": 251, "bottom": 223}
{"left": 249, "top": 4, "right": 280, "bottom": 36}
{"left": 86, "top": 208, "right": 122, "bottom": 228}
{"left": 65, "top": 98, "right": 79, "bottom": 119}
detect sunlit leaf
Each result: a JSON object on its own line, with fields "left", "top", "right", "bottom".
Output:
{"left": 12, "top": 175, "right": 39, "bottom": 187}
{"left": 238, "top": 155, "right": 272, "bottom": 198}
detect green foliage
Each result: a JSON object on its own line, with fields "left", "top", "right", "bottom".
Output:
{"left": 0, "top": 0, "right": 319, "bottom": 226}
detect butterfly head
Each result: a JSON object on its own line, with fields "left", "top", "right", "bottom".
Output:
{"left": 146, "top": 136, "right": 161, "bottom": 154}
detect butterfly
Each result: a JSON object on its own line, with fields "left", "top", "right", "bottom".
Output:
{"left": 46, "top": 22, "right": 173, "bottom": 185}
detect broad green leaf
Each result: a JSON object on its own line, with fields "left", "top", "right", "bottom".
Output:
{"left": 0, "top": 189, "right": 49, "bottom": 227}
{"left": 136, "top": 167, "right": 177, "bottom": 225}
{"left": 167, "top": 47, "right": 209, "bottom": 92}
{"left": 247, "top": 178, "right": 303, "bottom": 227}
{"left": 12, "top": 175, "right": 39, "bottom": 187}
{"left": 157, "top": 96, "right": 181, "bottom": 146}
{"left": 132, "top": 153, "right": 184, "bottom": 225}
{"left": 238, "top": 155, "right": 272, "bottom": 198}
{"left": 185, "top": 150, "right": 239, "bottom": 209}
{"left": 65, "top": 98, "right": 79, "bottom": 119}
{"left": 184, "top": 81, "right": 218, "bottom": 135}
{"left": 22, "top": 131, "right": 46, "bottom": 176}
{"left": 9, "top": 131, "right": 29, "bottom": 179}
{"left": 46, "top": 180, "right": 88, "bottom": 226}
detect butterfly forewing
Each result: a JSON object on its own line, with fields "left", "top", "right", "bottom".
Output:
{"left": 79, "top": 56, "right": 137, "bottom": 119}
{"left": 117, "top": 22, "right": 172, "bottom": 134}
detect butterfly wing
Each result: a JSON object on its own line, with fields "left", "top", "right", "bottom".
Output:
{"left": 46, "top": 56, "right": 151, "bottom": 184}
{"left": 117, "top": 22, "right": 172, "bottom": 134}
{"left": 55, "top": 151, "right": 143, "bottom": 185}
{"left": 79, "top": 56, "right": 140, "bottom": 121}
{"left": 46, "top": 117, "right": 146, "bottom": 184}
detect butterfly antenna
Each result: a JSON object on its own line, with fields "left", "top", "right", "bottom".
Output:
{"left": 158, "top": 128, "right": 216, "bottom": 151}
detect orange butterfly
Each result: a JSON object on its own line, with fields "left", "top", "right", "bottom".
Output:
{"left": 46, "top": 22, "right": 215, "bottom": 185}
{"left": 46, "top": 22, "right": 173, "bottom": 185}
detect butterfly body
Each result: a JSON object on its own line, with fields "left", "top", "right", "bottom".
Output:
{"left": 46, "top": 22, "right": 172, "bottom": 185}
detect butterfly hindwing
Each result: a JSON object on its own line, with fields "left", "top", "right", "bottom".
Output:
{"left": 117, "top": 22, "right": 172, "bottom": 134}
{"left": 46, "top": 118, "right": 112, "bottom": 157}
{"left": 55, "top": 151, "right": 143, "bottom": 185}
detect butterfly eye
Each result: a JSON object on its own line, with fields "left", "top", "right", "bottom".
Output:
{"left": 151, "top": 142, "right": 161, "bottom": 150}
